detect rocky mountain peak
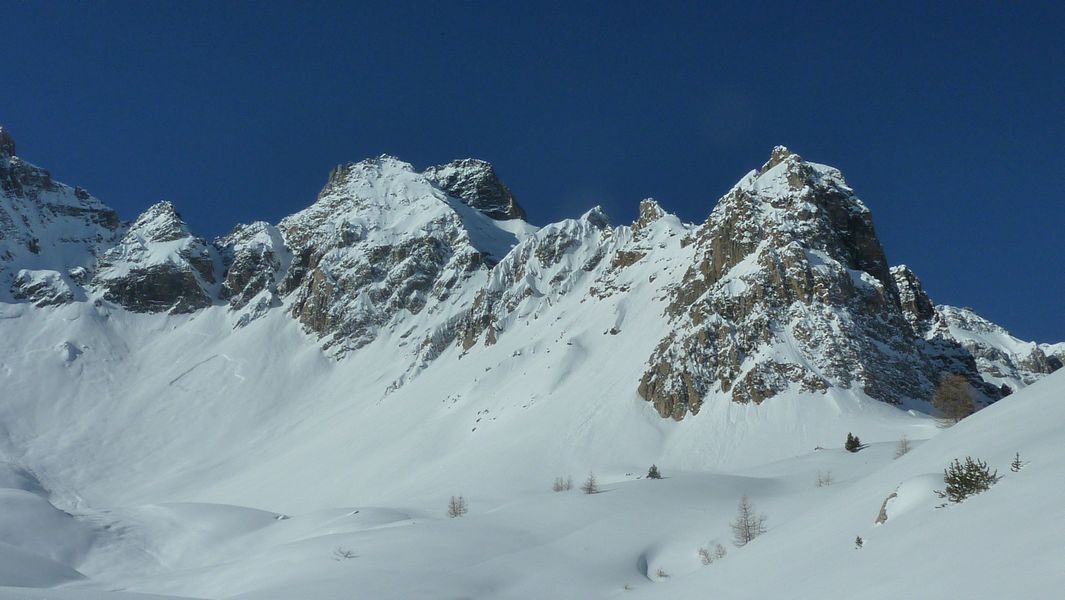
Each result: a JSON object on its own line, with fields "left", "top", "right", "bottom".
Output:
{"left": 320, "top": 156, "right": 415, "bottom": 199}
{"left": 1, "top": 132, "right": 121, "bottom": 305}
{"left": 579, "top": 206, "right": 611, "bottom": 229}
{"left": 639, "top": 148, "right": 934, "bottom": 417}
{"left": 216, "top": 221, "right": 290, "bottom": 318}
{"left": 92, "top": 200, "right": 218, "bottom": 314}
{"left": 424, "top": 158, "right": 527, "bottom": 221}
{"left": 691, "top": 147, "right": 893, "bottom": 298}
{"left": 0, "top": 127, "right": 15, "bottom": 157}
{"left": 891, "top": 265, "right": 937, "bottom": 330}
{"left": 0, "top": 131, "right": 57, "bottom": 200}
{"left": 633, "top": 198, "right": 666, "bottom": 233}
{"left": 278, "top": 156, "right": 527, "bottom": 354}
{"left": 759, "top": 145, "right": 798, "bottom": 174}
{"left": 128, "top": 200, "right": 193, "bottom": 243}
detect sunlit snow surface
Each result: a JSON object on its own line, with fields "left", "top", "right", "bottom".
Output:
{"left": 0, "top": 298, "right": 1062, "bottom": 598}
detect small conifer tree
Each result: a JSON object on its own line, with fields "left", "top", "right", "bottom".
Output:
{"left": 1010, "top": 452, "right": 1024, "bottom": 472}
{"left": 447, "top": 495, "right": 468, "bottom": 518}
{"left": 580, "top": 472, "right": 599, "bottom": 494}
{"left": 935, "top": 457, "right": 1000, "bottom": 503}
{"left": 845, "top": 432, "right": 862, "bottom": 453}
{"left": 552, "top": 476, "right": 573, "bottom": 492}
{"left": 698, "top": 547, "right": 713, "bottom": 565}
{"left": 647, "top": 464, "right": 662, "bottom": 479}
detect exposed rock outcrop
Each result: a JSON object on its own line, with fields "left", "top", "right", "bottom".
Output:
{"left": 0, "top": 127, "right": 121, "bottom": 299}
{"left": 2, "top": 125, "right": 1060, "bottom": 419}
{"left": 424, "top": 159, "right": 527, "bottom": 221}
{"left": 12, "top": 269, "right": 75, "bottom": 306}
{"left": 639, "top": 148, "right": 940, "bottom": 417}
{"left": 892, "top": 265, "right": 937, "bottom": 330}
{"left": 931, "top": 305, "right": 1061, "bottom": 387}
{"left": 279, "top": 157, "right": 502, "bottom": 353}
{"left": 216, "top": 221, "right": 290, "bottom": 312}
{"left": 92, "top": 201, "right": 218, "bottom": 313}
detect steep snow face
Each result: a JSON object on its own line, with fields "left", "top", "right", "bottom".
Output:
{"left": 91, "top": 201, "right": 221, "bottom": 314}
{"left": 640, "top": 147, "right": 939, "bottom": 416}
{"left": 437, "top": 200, "right": 691, "bottom": 361}
{"left": 0, "top": 128, "right": 121, "bottom": 303}
{"left": 278, "top": 156, "right": 533, "bottom": 354}
{"left": 424, "top": 158, "right": 527, "bottom": 221}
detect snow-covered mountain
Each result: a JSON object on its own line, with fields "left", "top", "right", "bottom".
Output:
{"left": 0, "top": 126, "right": 1062, "bottom": 599}
{"left": 0, "top": 126, "right": 121, "bottom": 306}
{"left": 7, "top": 129, "right": 1057, "bottom": 404}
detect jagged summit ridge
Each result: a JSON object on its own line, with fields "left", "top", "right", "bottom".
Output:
{"left": 0, "top": 129, "right": 1060, "bottom": 416}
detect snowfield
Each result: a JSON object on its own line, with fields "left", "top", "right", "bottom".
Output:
{"left": 0, "top": 298, "right": 1062, "bottom": 599}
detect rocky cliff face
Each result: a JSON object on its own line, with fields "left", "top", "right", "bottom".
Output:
{"left": 215, "top": 221, "right": 290, "bottom": 325}
{"left": 424, "top": 159, "right": 527, "bottom": 221}
{"left": 931, "top": 305, "right": 1060, "bottom": 389}
{"left": 637, "top": 148, "right": 979, "bottom": 418}
{"left": 0, "top": 127, "right": 121, "bottom": 304}
{"left": 1, "top": 126, "right": 1059, "bottom": 417}
{"left": 890, "top": 264, "right": 1062, "bottom": 390}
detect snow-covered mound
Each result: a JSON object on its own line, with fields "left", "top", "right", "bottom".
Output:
{"left": 630, "top": 369, "right": 1065, "bottom": 600}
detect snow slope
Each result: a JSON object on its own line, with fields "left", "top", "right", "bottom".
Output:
{"left": 631, "top": 368, "right": 1065, "bottom": 600}
{"left": 1, "top": 296, "right": 1062, "bottom": 598}
{"left": 1, "top": 309, "right": 1059, "bottom": 598}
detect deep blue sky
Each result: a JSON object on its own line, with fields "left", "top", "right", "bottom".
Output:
{"left": 3, "top": 2, "right": 1063, "bottom": 341}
